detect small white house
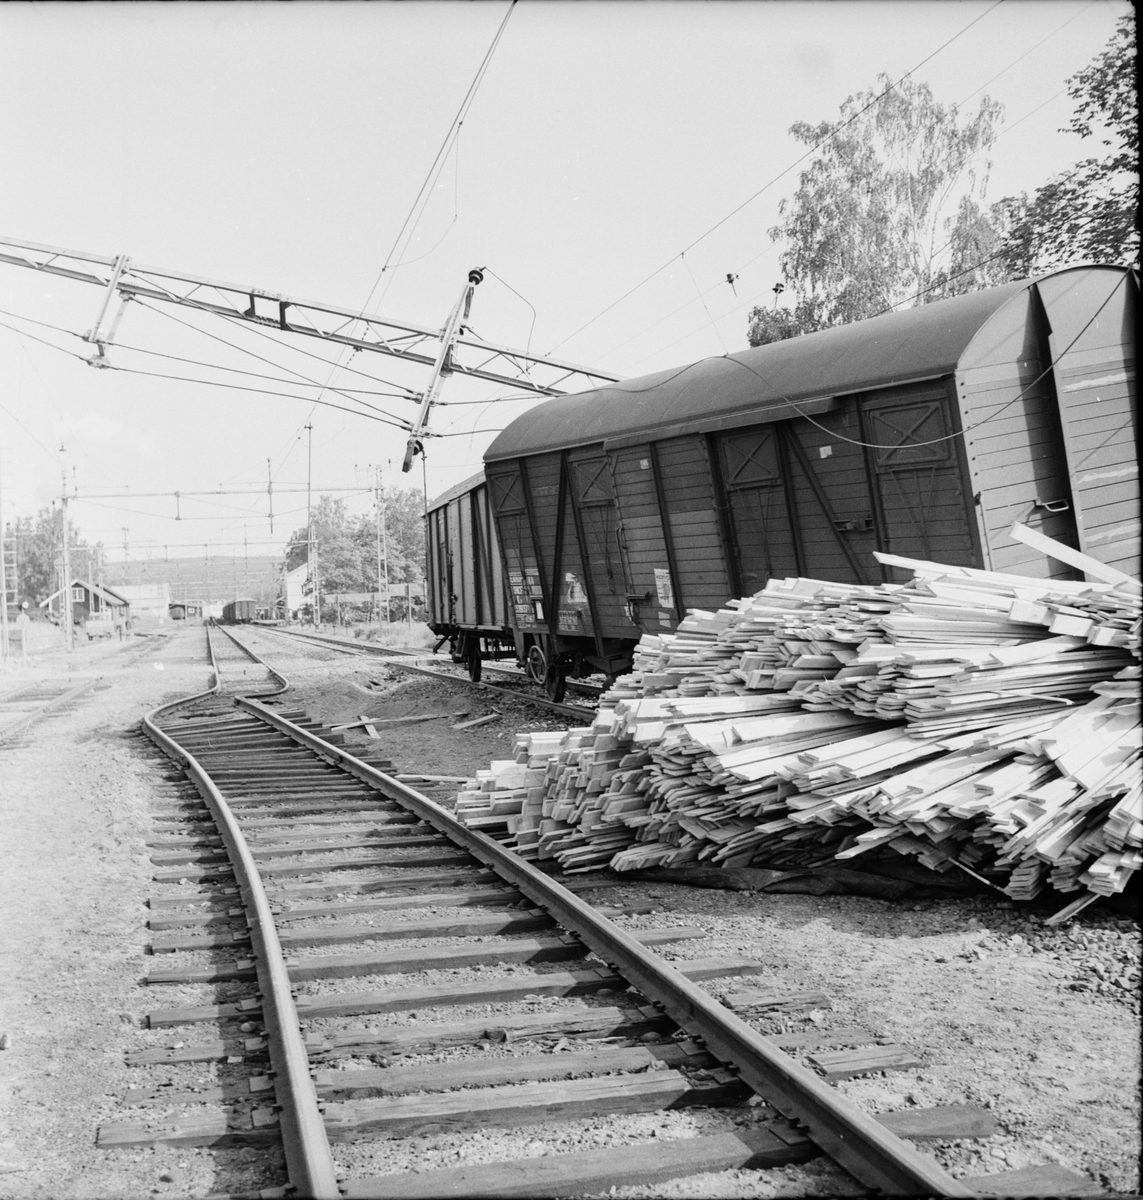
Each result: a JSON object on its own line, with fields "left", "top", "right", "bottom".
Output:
{"left": 283, "top": 562, "right": 310, "bottom": 618}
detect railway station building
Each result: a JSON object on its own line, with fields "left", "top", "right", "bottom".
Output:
{"left": 39, "top": 579, "right": 130, "bottom": 629}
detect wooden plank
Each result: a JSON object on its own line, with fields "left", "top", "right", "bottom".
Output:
{"left": 273, "top": 887, "right": 522, "bottom": 922}
{"left": 965, "top": 1164, "right": 1102, "bottom": 1196}
{"left": 723, "top": 988, "right": 832, "bottom": 1012}
{"left": 149, "top": 956, "right": 766, "bottom": 1027}
{"left": 877, "top": 1104, "right": 997, "bottom": 1142}
{"left": 289, "top": 956, "right": 767, "bottom": 1024}
{"left": 306, "top": 1004, "right": 674, "bottom": 1059}
{"left": 343, "top": 1126, "right": 816, "bottom": 1198}
{"left": 150, "top": 908, "right": 557, "bottom": 953}
{"left": 152, "top": 845, "right": 453, "bottom": 883}
{"left": 809, "top": 1044, "right": 922, "bottom": 1081}
{"left": 341, "top": 1102, "right": 998, "bottom": 1197}
{"left": 767, "top": 1027, "right": 878, "bottom": 1052}
{"left": 97, "top": 1111, "right": 279, "bottom": 1149}
{"left": 146, "top": 925, "right": 703, "bottom": 986}
{"left": 1008, "top": 522, "right": 1139, "bottom": 587}
{"left": 150, "top": 832, "right": 432, "bottom": 866}
{"left": 124, "top": 1041, "right": 234, "bottom": 1066}
{"left": 321, "top": 1069, "right": 748, "bottom": 1141}
{"left": 314, "top": 1042, "right": 716, "bottom": 1098}
{"left": 453, "top": 714, "right": 500, "bottom": 731}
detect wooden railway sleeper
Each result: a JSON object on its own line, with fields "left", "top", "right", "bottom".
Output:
{"left": 233, "top": 694, "right": 976, "bottom": 1198}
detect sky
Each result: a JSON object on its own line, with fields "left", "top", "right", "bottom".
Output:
{"left": 0, "top": 0, "right": 1128, "bottom": 569}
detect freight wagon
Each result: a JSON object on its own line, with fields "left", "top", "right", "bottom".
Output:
{"left": 425, "top": 471, "right": 554, "bottom": 683}
{"left": 221, "top": 597, "right": 258, "bottom": 623}
{"left": 482, "top": 264, "right": 1137, "bottom": 700}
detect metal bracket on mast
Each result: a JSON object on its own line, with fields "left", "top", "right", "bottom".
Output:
{"left": 83, "top": 254, "right": 131, "bottom": 367}
{"left": 402, "top": 267, "right": 484, "bottom": 473}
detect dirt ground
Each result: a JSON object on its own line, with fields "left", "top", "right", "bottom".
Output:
{"left": 0, "top": 625, "right": 1138, "bottom": 1199}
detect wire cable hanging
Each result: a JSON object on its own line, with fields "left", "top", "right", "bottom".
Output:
{"left": 544, "top": 0, "right": 1004, "bottom": 357}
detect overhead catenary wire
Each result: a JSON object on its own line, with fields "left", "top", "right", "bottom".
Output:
{"left": 367, "top": 0, "right": 517, "bottom": 312}
{"left": 97, "top": 363, "right": 416, "bottom": 431}
{"left": 133, "top": 294, "right": 422, "bottom": 397}
{"left": 109, "top": 339, "right": 416, "bottom": 403}
{"left": 545, "top": 0, "right": 1004, "bottom": 358}
{"left": 580, "top": 4, "right": 1096, "bottom": 376}
{"left": 132, "top": 291, "right": 421, "bottom": 415}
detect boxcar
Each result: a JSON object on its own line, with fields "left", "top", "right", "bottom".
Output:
{"left": 222, "top": 597, "right": 258, "bottom": 623}
{"left": 425, "top": 471, "right": 554, "bottom": 682}
{"left": 484, "top": 265, "right": 1137, "bottom": 699}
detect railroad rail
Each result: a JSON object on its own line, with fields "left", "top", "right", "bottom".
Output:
{"left": 100, "top": 623, "right": 1000, "bottom": 1198}
{"left": 252, "top": 623, "right": 600, "bottom": 721}
{"left": 0, "top": 633, "right": 160, "bottom": 746}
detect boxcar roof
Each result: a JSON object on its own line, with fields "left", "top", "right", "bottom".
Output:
{"left": 427, "top": 469, "right": 485, "bottom": 513}
{"left": 486, "top": 276, "right": 1041, "bottom": 461}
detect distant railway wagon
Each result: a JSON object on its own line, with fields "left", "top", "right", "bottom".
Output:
{"left": 222, "top": 598, "right": 258, "bottom": 624}
{"left": 425, "top": 471, "right": 551, "bottom": 683}
{"left": 481, "top": 265, "right": 1137, "bottom": 699}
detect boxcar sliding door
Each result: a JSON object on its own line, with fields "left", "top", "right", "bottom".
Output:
{"left": 567, "top": 452, "right": 637, "bottom": 639}
{"left": 714, "top": 425, "right": 800, "bottom": 595}
{"left": 857, "top": 381, "right": 979, "bottom": 578}
{"left": 486, "top": 463, "right": 548, "bottom": 636}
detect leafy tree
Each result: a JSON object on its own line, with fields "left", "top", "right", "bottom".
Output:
{"left": 746, "top": 297, "right": 827, "bottom": 347}
{"left": 999, "top": 14, "right": 1138, "bottom": 273}
{"left": 750, "top": 75, "right": 1006, "bottom": 345}
{"left": 284, "top": 486, "right": 426, "bottom": 598}
{"left": 10, "top": 507, "right": 97, "bottom": 607}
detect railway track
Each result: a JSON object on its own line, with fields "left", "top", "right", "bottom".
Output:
{"left": 0, "top": 634, "right": 160, "bottom": 747}
{"left": 252, "top": 623, "right": 601, "bottom": 721}
{"left": 99, "top": 623, "right": 1031, "bottom": 1198}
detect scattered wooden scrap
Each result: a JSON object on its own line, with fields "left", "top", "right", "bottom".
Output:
{"left": 331, "top": 711, "right": 470, "bottom": 732}
{"left": 452, "top": 713, "right": 500, "bottom": 731}
{"left": 809, "top": 1044, "right": 923, "bottom": 1081}
{"left": 395, "top": 774, "right": 472, "bottom": 784}
{"left": 721, "top": 987, "right": 831, "bottom": 1012}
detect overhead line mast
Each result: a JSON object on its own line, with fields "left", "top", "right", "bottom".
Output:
{"left": 0, "top": 236, "right": 621, "bottom": 469}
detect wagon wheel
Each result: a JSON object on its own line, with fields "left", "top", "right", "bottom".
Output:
{"left": 525, "top": 643, "right": 548, "bottom": 685}
{"left": 465, "top": 637, "right": 483, "bottom": 682}
{"left": 544, "top": 664, "right": 566, "bottom": 704}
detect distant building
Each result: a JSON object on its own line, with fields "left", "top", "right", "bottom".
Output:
{"left": 168, "top": 601, "right": 204, "bottom": 621}
{"left": 282, "top": 562, "right": 310, "bottom": 618}
{"left": 110, "top": 582, "right": 172, "bottom": 621}
{"left": 39, "top": 579, "right": 129, "bottom": 627}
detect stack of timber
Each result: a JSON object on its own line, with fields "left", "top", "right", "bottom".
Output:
{"left": 454, "top": 535, "right": 1140, "bottom": 918}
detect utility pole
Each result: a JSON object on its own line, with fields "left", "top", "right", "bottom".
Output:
{"left": 0, "top": 443, "right": 9, "bottom": 662}
{"left": 375, "top": 465, "right": 389, "bottom": 626}
{"left": 61, "top": 450, "right": 74, "bottom": 651}
{"left": 306, "top": 422, "right": 320, "bottom": 627}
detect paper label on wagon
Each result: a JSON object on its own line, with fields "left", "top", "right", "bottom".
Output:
{"left": 654, "top": 568, "right": 674, "bottom": 609}
{"left": 558, "top": 608, "right": 584, "bottom": 633}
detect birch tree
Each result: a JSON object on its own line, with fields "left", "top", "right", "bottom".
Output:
{"left": 749, "top": 75, "right": 1006, "bottom": 345}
